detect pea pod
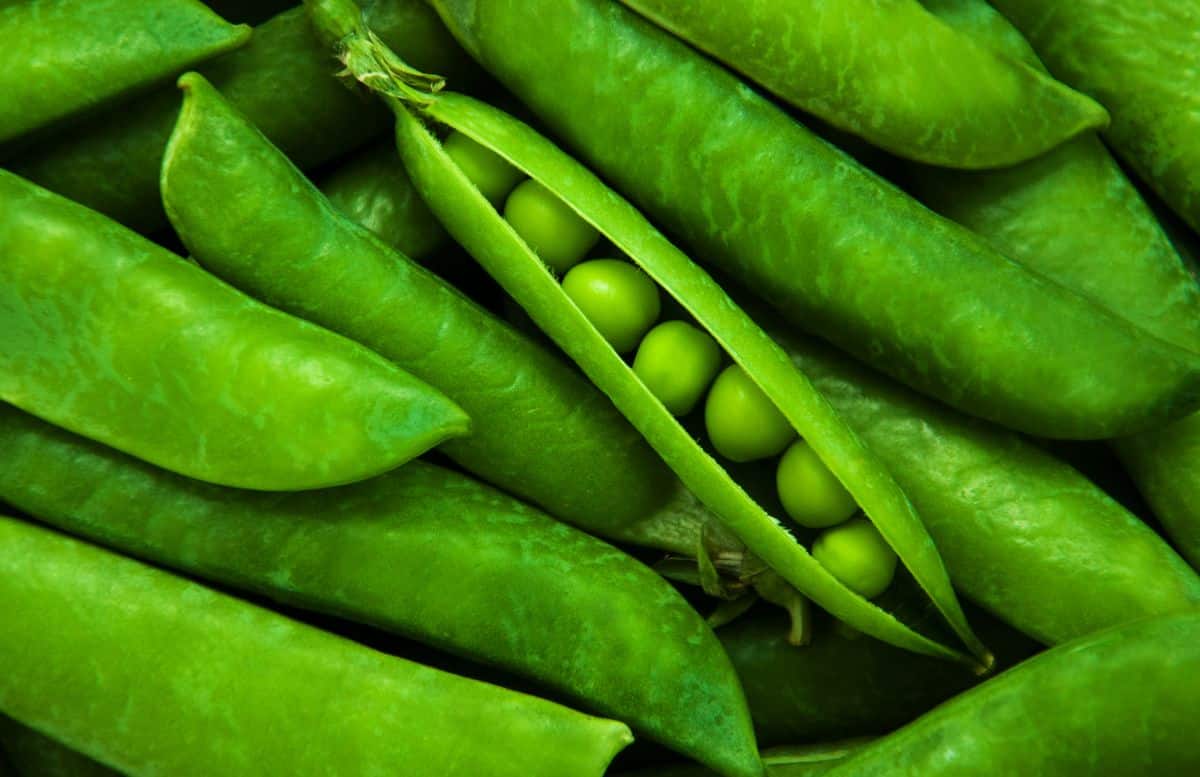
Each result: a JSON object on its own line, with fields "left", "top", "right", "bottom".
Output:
{"left": 0, "top": 715, "right": 121, "bottom": 777}
{"left": 309, "top": 0, "right": 990, "bottom": 668}
{"left": 11, "top": 1, "right": 477, "bottom": 234}
{"left": 161, "top": 71, "right": 705, "bottom": 556}
{"left": 614, "top": 0, "right": 1105, "bottom": 169}
{"left": 0, "top": 514, "right": 632, "bottom": 777}
{"left": 0, "top": 0, "right": 249, "bottom": 146}
{"left": 619, "top": 742, "right": 867, "bottom": 777}
{"left": 822, "top": 613, "right": 1200, "bottom": 775}
{"left": 0, "top": 404, "right": 759, "bottom": 777}
{"left": 0, "top": 170, "right": 468, "bottom": 489}
{"left": 424, "top": 0, "right": 1200, "bottom": 440}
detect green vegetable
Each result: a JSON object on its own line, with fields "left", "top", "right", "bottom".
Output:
{"left": 562, "top": 259, "right": 662, "bottom": 353}
{"left": 0, "top": 169, "right": 466, "bottom": 489}
{"left": 822, "top": 613, "right": 1200, "bottom": 775}
{"left": 0, "top": 404, "right": 757, "bottom": 774}
{"left": 0, "top": 715, "right": 121, "bottom": 777}
{"left": 705, "top": 366, "right": 796, "bottom": 463}
{"left": 812, "top": 519, "right": 898, "bottom": 599}
{"left": 11, "top": 1, "right": 478, "bottom": 233}
{"left": 776, "top": 441, "right": 857, "bottom": 529}
{"left": 615, "top": 0, "right": 1106, "bottom": 169}
{"left": 618, "top": 741, "right": 868, "bottom": 777}
{"left": 504, "top": 178, "right": 600, "bottom": 273}
{"left": 0, "top": 0, "right": 249, "bottom": 146}
{"left": 445, "top": 130, "right": 524, "bottom": 205}
{"left": 426, "top": 0, "right": 1200, "bottom": 439}
{"left": 633, "top": 320, "right": 723, "bottom": 416}
{"left": 0, "top": 514, "right": 632, "bottom": 777}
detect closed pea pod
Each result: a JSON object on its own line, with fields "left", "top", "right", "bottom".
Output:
{"left": 618, "top": 742, "right": 868, "bottom": 777}
{"left": 0, "top": 404, "right": 757, "bottom": 775}
{"left": 0, "top": 515, "right": 632, "bottom": 777}
{"left": 0, "top": 170, "right": 467, "bottom": 490}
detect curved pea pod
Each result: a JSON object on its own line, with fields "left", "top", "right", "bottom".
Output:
{"left": 721, "top": 610, "right": 1037, "bottom": 747}
{"left": 0, "top": 404, "right": 757, "bottom": 777}
{"left": 11, "top": 1, "right": 477, "bottom": 234}
{"left": 0, "top": 170, "right": 468, "bottom": 490}
{"left": 0, "top": 0, "right": 249, "bottom": 146}
{"left": 0, "top": 515, "right": 632, "bottom": 777}
{"left": 989, "top": 1, "right": 1200, "bottom": 236}
{"left": 0, "top": 715, "right": 121, "bottom": 777}
{"left": 615, "top": 0, "right": 1105, "bottom": 169}
{"left": 424, "top": 0, "right": 1200, "bottom": 440}
{"left": 618, "top": 742, "right": 867, "bottom": 777}
{"left": 823, "top": 613, "right": 1200, "bottom": 775}
{"left": 307, "top": 0, "right": 991, "bottom": 672}
{"left": 161, "top": 72, "right": 703, "bottom": 557}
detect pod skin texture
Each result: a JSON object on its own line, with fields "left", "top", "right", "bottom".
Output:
{"left": 616, "top": 0, "right": 1106, "bottom": 169}
{"left": 161, "top": 72, "right": 704, "bottom": 553}
{"left": 0, "top": 715, "right": 121, "bottom": 777}
{"left": 0, "top": 0, "right": 249, "bottom": 145}
{"left": 989, "top": 0, "right": 1200, "bottom": 236}
{"left": 0, "top": 405, "right": 759, "bottom": 777}
{"left": 427, "top": 0, "right": 1200, "bottom": 440}
{"left": 0, "top": 515, "right": 632, "bottom": 777}
{"left": 821, "top": 613, "right": 1200, "bottom": 776}
{"left": 11, "top": 1, "right": 478, "bottom": 234}
{"left": 0, "top": 170, "right": 468, "bottom": 490}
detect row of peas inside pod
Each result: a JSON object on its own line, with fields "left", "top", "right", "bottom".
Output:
{"left": 445, "top": 130, "right": 898, "bottom": 603}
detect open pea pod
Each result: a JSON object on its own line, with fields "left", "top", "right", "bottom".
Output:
{"left": 306, "top": 0, "right": 989, "bottom": 670}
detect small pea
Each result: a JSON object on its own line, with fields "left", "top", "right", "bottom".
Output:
{"left": 776, "top": 440, "right": 857, "bottom": 528}
{"left": 444, "top": 131, "right": 523, "bottom": 205}
{"left": 812, "top": 517, "right": 898, "bottom": 599}
{"left": 504, "top": 179, "right": 600, "bottom": 273}
{"left": 563, "top": 259, "right": 661, "bottom": 353}
{"left": 704, "top": 365, "right": 795, "bottom": 462}
{"left": 633, "top": 320, "right": 723, "bottom": 416}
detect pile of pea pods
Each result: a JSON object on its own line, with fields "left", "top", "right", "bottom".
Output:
{"left": 4, "top": 0, "right": 1200, "bottom": 774}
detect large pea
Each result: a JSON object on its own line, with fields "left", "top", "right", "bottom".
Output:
{"left": 504, "top": 179, "right": 600, "bottom": 273}
{"left": 777, "top": 440, "right": 858, "bottom": 528}
{"left": 444, "top": 131, "right": 523, "bottom": 205}
{"left": 563, "top": 259, "right": 661, "bottom": 353}
{"left": 633, "top": 320, "right": 722, "bottom": 416}
{"left": 812, "top": 517, "right": 898, "bottom": 599}
{"left": 704, "top": 365, "right": 796, "bottom": 462}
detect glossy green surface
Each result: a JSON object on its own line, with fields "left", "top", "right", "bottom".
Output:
{"left": 161, "top": 73, "right": 702, "bottom": 553}
{"left": 0, "top": 515, "right": 631, "bottom": 777}
{"left": 776, "top": 441, "right": 857, "bottom": 529}
{"left": 504, "top": 178, "right": 600, "bottom": 273}
{"left": 705, "top": 366, "right": 796, "bottom": 463}
{"left": 617, "top": 0, "right": 1105, "bottom": 169}
{"left": 990, "top": 0, "right": 1200, "bottom": 234}
{"left": 562, "top": 259, "right": 661, "bottom": 353}
{"left": 812, "top": 519, "right": 897, "bottom": 599}
{"left": 319, "top": 140, "right": 449, "bottom": 261}
{"left": 0, "top": 715, "right": 121, "bottom": 777}
{"left": 428, "top": 0, "right": 1200, "bottom": 440}
{"left": 0, "top": 0, "right": 249, "bottom": 145}
{"left": 0, "top": 170, "right": 465, "bottom": 490}
{"left": 0, "top": 405, "right": 755, "bottom": 771}
{"left": 634, "top": 321, "right": 722, "bottom": 416}
{"left": 12, "top": 1, "right": 477, "bottom": 234}
{"left": 446, "top": 130, "right": 524, "bottom": 205}
{"left": 823, "top": 614, "right": 1200, "bottom": 775}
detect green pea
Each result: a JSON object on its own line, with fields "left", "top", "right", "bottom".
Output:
{"left": 777, "top": 440, "right": 858, "bottom": 528}
{"left": 633, "top": 320, "right": 722, "bottom": 416}
{"left": 562, "top": 259, "right": 661, "bottom": 353}
{"left": 704, "top": 365, "right": 796, "bottom": 462}
{"left": 812, "top": 518, "right": 898, "bottom": 599}
{"left": 504, "top": 178, "right": 600, "bottom": 273}
{"left": 444, "top": 131, "right": 523, "bottom": 205}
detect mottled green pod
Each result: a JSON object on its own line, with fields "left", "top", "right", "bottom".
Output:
{"left": 616, "top": 0, "right": 1105, "bottom": 169}
{"left": 823, "top": 614, "right": 1200, "bottom": 775}
{"left": 0, "top": 716, "right": 121, "bottom": 777}
{"left": 0, "top": 0, "right": 249, "bottom": 145}
{"left": 0, "top": 515, "right": 632, "bottom": 777}
{"left": 427, "top": 0, "right": 1200, "bottom": 440}
{"left": 11, "top": 1, "right": 477, "bottom": 234}
{"left": 0, "top": 405, "right": 757, "bottom": 775}
{"left": 0, "top": 170, "right": 468, "bottom": 490}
